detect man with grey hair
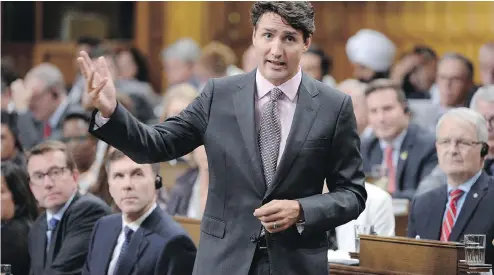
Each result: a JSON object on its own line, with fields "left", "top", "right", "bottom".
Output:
{"left": 161, "top": 38, "right": 201, "bottom": 88}
{"left": 408, "top": 107, "right": 494, "bottom": 265}
{"left": 9, "top": 63, "right": 76, "bottom": 149}
{"left": 470, "top": 85, "right": 494, "bottom": 174}
{"left": 479, "top": 42, "right": 494, "bottom": 86}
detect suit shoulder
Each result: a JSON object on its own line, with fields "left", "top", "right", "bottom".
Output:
{"left": 68, "top": 193, "right": 112, "bottom": 215}
{"left": 153, "top": 211, "right": 191, "bottom": 240}
{"left": 413, "top": 184, "right": 444, "bottom": 205}
{"left": 94, "top": 213, "right": 121, "bottom": 227}
{"left": 410, "top": 124, "right": 435, "bottom": 145}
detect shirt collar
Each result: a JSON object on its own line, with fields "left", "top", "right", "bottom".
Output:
{"left": 121, "top": 203, "right": 157, "bottom": 232}
{"left": 48, "top": 99, "right": 69, "bottom": 128}
{"left": 447, "top": 170, "right": 482, "bottom": 195}
{"left": 255, "top": 68, "right": 302, "bottom": 102}
{"left": 379, "top": 128, "right": 408, "bottom": 151}
{"left": 46, "top": 191, "right": 77, "bottom": 223}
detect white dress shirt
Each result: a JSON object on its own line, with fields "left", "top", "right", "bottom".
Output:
{"left": 107, "top": 203, "right": 157, "bottom": 275}
{"left": 335, "top": 183, "right": 395, "bottom": 253}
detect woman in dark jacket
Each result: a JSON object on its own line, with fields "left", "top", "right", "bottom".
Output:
{"left": 1, "top": 162, "right": 39, "bottom": 275}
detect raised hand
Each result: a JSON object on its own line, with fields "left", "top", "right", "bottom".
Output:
{"left": 77, "top": 51, "right": 117, "bottom": 118}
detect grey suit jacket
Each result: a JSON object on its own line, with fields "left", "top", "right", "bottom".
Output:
{"left": 28, "top": 192, "right": 111, "bottom": 275}
{"left": 89, "top": 70, "right": 367, "bottom": 275}
{"left": 361, "top": 123, "right": 438, "bottom": 200}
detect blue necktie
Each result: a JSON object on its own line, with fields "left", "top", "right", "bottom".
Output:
{"left": 47, "top": 218, "right": 59, "bottom": 250}
{"left": 114, "top": 226, "right": 134, "bottom": 273}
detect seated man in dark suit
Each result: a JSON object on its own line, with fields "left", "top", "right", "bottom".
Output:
{"left": 26, "top": 140, "right": 111, "bottom": 275}
{"left": 361, "top": 79, "right": 438, "bottom": 199}
{"left": 83, "top": 149, "right": 196, "bottom": 275}
{"left": 408, "top": 108, "right": 494, "bottom": 264}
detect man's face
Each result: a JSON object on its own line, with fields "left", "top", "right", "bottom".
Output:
{"left": 62, "top": 118, "right": 96, "bottom": 173}
{"left": 25, "top": 76, "right": 59, "bottom": 122}
{"left": 300, "top": 52, "right": 322, "bottom": 81}
{"left": 352, "top": 64, "right": 376, "bottom": 83}
{"left": 436, "top": 118, "right": 484, "bottom": 177}
{"left": 27, "top": 151, "right": 78, "bottom": 212}
{"left": 479, "top": 47, "right": 494, "bottom": 85}
{"left": 366, "top": 88, "right": 409, "bottom": 142}
{"left": 410, "top": 59, "right": 437, "bottom": 92}
{"left": 252, "top": 12, "right": 310, "bottom": 86}
{"left": 437, "top": 59, "right": 472, "bottom": 107}
{"left": 108, "top": 156, "right": 156, "bottom": 219}
{"left": 163, "top": 58, "right": 194, "bottom": 86}
{"left": 116, "top": 51, "right": 138, "bottom": 80}
{"left": 475, "top": 100, "right": 494, "bottom": 151}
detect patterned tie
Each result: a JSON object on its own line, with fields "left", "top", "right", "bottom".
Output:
{"left": 259, "top": 88, "right": 284, "bottom": 186}
{"left": 385, "top": 146, "right": 396, "bottom": 193}
{"left": 114, "top": 226, "right": 134, "bottom": 274}
{"left": 440, "top": 189, "right": 464, "bottom": 241}
{"left": 327, "top": 228, "right": 338, "bottom": 250}
{"left": 46, "top": 218, "right": 59, "bottom": 250}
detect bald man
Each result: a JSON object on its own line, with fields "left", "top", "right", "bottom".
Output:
{"left": 479, "top": 42, "right": 494, "bottom": 86}
{"left": 337, "top": 79, "right": 371, "bottom": 138}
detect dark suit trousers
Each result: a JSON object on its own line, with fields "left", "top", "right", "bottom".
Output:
{"left": 248, "top": 247, "right": 271, "bottom": 275}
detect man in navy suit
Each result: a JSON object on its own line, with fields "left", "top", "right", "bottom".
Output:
{"left": 361, "top": 79, "right": 438, "bottom": 199}
{"left": 408, "top": 108, "right": 494, "bottom": 264}
{"left": 83, "top": 149, "right": 196, "bottom": 275}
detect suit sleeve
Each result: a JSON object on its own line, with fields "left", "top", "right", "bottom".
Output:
{"left": 155, "top": 235, "right": 197, "bottom": 275}
{"left": 44, "top": 201, "right": 110, "bottom": 275}
{"left": 89, "top": 80, "right": 213, "bottom": 164}
{"left": 81, "top": 219, "right": 101, "bottom": 275}
{"left": 298, "top": 95, "right": 367, "bottom": 233}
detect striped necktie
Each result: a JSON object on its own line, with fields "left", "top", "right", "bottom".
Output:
{"left": 440, "top": 189, "right": 464, "bottom": 241}
{"left": 114, "top": 226, "right": 134, "bottom": 274}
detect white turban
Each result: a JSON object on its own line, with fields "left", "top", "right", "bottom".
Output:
{"left": 346, "top": 29, "right": 396, "bottom": 73}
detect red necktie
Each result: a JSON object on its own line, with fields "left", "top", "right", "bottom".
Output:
{"left": 43, "top": 123, "right": 52, "bottom": 138}
{"left": 440, "top": 189, "right": 464, "bottom": 241}
{"left": 385, "top": 146, "right": 396, "bottom": 193}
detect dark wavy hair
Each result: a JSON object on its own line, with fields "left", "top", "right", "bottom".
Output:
{"left": 1, "top": 162, "right": 39, "bottom": 221}
{"left": 250, "top": 1, "right": 315, "bottom": 42}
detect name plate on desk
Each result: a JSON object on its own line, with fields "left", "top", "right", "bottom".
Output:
{"left": 359, "top": 235, "right": 464, "bottom": 275}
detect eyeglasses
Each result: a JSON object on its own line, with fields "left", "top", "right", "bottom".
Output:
{"left": 436, "top": 138, "right": 483, "bottom": 150}
{"left": 29, "top": 166, "right": 68, "bottom": 186}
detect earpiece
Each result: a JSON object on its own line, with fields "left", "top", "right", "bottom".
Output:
{"left": 155, "top": 174, "right": 163, "bottom": 189}
{"left": 481, "top": 143, "right": 489, "bottom": 158}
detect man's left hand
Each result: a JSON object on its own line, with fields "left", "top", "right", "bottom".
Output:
{"left": 253, "top": 200, "right": 303, "bottom": 233}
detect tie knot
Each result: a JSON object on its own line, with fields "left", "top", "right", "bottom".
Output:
{"left": 124, "top": 226, "right": 134, "bottom": 241}
{"left": 270, "top": 88, "right": 284, "bottom": 101}
{"left": 48, "top": 218, "right": 59, "bottom": 231}
{"left": 450, "top": 189, "right": 464, "bottom": 201}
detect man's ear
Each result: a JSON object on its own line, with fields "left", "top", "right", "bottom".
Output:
{"left": 252, "top": 29, "right": 257, "bottom": 47}
{"left": 303, "top": 35, "right": 312, "bottom": 52}
{"left": 71, "top": 168, "right": 80, "bottom": 183}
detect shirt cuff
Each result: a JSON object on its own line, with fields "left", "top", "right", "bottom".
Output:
{"left": 296, "top": 222, "right": 305, "bottom": 234}
{"left": 93, "top": 111, "right": 110, "bottom": 130}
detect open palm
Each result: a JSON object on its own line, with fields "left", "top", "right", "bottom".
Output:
{"left": 77, "top": 51, "right": 117, "bottom": 117}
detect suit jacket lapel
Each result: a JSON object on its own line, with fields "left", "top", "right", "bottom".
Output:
{"left": 99, "top": 222, "right": 122, "bottom": 275}
{"left": 233, "top": 70, "right": 267, "bottom": 194}
{"left": 449, "top": 173, "right": 489, "bottom": 241}
{"left": 395, "top": 125, "right": 416, "bottom": 188}
{"left": 115, "top": 207, "right": 161, "bottom": 275}
{"left": 426, "top": 185, "right": 448, "bottom": 240}
{"left": 265, "top": 74, "right": 321, "bottom": 198}
{"left": 34, "top": 215, "right": 48, "bottom": 269}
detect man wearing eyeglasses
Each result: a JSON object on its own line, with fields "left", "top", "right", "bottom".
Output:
{"left": 408, "top": 108, "right": 494, "bottom": 265}
{"left": 26, "top": 140, "right": 111, "bottom": 275}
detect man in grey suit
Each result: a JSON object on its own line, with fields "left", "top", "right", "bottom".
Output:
{"left": 78, "top": 2, "right": 367, "bottom": 275}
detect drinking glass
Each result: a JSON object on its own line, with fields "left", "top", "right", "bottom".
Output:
{"left": 464, "top": 234, "right": 486, "bottom": 264}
